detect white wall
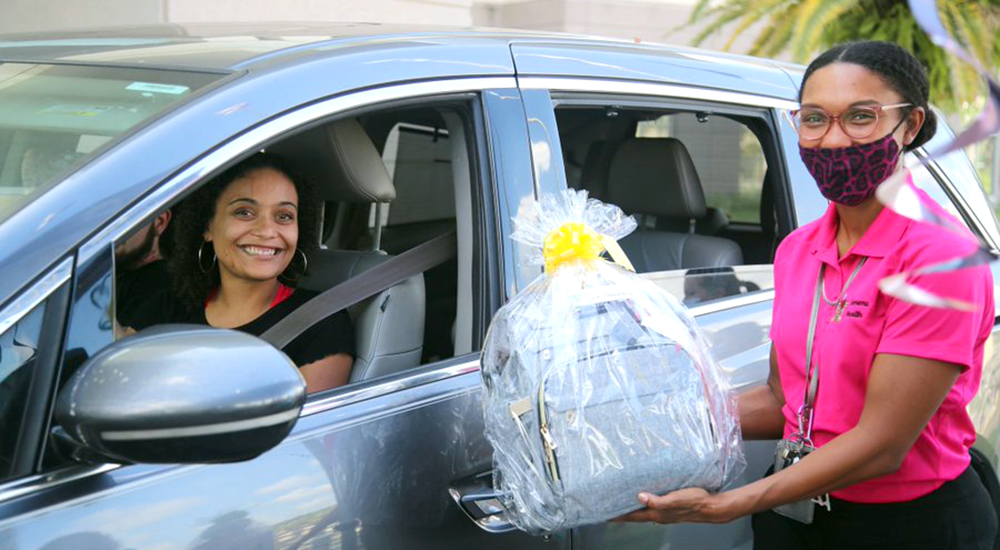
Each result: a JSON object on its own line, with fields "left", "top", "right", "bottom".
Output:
{"left": 0, "top": 0, "right": 475, "bottom": 34}
{"left": 472, "top": 0, "right": 773, "bottom": 56}
{"left": 0, "top": 0, "right": 769, "bottom": 61}
{"left": 165, "top": 0, "right": 474, "bottom": 26}
{"left": 0, "top": 0, "right": 162, "bottom": 33}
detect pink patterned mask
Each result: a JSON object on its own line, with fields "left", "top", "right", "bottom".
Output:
{"left": 799, "top": 132, "right": 902, "bottom": 206}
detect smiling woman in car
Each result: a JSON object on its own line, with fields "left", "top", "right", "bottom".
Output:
{"left": 129, "top": 153, "right": 354, "bottom": 393}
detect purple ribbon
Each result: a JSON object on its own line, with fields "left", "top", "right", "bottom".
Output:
{"left": 873, "top": 0, "right": 1000, "bottom": 308}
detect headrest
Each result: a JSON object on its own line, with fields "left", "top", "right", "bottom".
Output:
{"left": 20, "top": 147, "right": 81, "bottom": 187}
{"left": 269, "top": 118, "right": 396, "bottom": 203}
{"left": 606, "top": 137, "right": 706, "bottom": 219}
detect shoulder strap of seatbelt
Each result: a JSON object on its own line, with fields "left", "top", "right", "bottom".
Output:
{"left": 260, "top": 230, "right": 457, "bottom": 349}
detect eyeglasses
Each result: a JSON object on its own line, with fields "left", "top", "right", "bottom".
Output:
{"left": 791, "top": 103, "right": 912, "bottom": 141}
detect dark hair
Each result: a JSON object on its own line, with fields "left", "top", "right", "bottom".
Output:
{"left": 799, "top": 40, "right": 937, "bottom": 151}
{"left": 169, "top": 152, "right": 318, "bottom": 310}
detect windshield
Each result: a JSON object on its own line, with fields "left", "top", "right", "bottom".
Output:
{"left": 0, "top": 62, "right": 221, "bottom": 222}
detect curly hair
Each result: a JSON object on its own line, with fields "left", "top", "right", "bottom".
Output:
{"left": 168, "top": 152, "right": 319, "bottom": 311}
{"left": 800, "top": 40, "right": 937, "bottom": 152}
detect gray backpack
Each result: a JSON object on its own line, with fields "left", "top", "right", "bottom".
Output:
{"left": 482, "top": 296, "right": 735, "bottom": 533}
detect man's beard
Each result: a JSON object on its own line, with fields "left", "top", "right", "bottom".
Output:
{"left": 116, "top": 226, "right": 157, "bottom": 272}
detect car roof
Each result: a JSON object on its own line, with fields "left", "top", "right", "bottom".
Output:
{"left": 0, "top": 22, "right": 799, "bottom": 75}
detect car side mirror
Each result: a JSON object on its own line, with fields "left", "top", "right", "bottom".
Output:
{"left": 55, "top": 325, "right": 306, "bottom": 464}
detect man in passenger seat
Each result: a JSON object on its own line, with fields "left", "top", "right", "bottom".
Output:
{"left": 115, "top": 209, "right": 173, "bottom": 329}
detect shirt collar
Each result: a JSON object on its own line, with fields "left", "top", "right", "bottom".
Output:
{"left": 810, "top": 201, "right": 910, "bottom": 264}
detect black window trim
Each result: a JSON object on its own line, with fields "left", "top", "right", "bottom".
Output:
{"left": 0, "top": 256, "right": 72, "bottom": 481}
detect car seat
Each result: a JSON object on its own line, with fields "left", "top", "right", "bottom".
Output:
{"left": 271, "top": 119, "right": 426, "bottom": 382}
{"left": 606, "top": 137, "right": 743, "bottom": 273}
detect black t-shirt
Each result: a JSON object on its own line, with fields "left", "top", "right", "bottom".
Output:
{"left": 116, "top": 260, "right": 171, "bottom": 329}
{"left": 131, "top": 288, "right": 354, "bottom": 366}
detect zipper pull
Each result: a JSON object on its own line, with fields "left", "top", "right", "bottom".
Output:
{"left": 540, "top": 425, "right": 558, "bottom": 450}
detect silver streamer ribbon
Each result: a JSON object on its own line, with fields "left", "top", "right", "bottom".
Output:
{"left": 872, "top": 0, "right": 1000, "bottom": 309}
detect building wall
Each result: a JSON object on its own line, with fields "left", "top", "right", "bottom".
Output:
{"left": 0, "top": 0, "right": 775, "bottom": 61}
{"left": 0, "top": 0, "right": 475, "bottom": 34}
{"left": 165, "top": 0, "right": 474, "bottom": 26}
{"left": 0, "top": 0, "right": 163, "bottom": 33}
{"left": 472, "top": 0, "right": 774, "bottom": 56}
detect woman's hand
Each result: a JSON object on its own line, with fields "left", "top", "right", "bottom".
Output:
{"left": 619, "top": 353, "right": 964, "bottom": 526}
{"left": 615, "top": 488, "right": 740, "bottom": 525}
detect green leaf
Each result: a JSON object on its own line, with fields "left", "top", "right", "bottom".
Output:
{"left": 750, "top": 4, "right": 799, "bottom": 57}
{"left": 680, "top": 0, "right": 999, "bottom": 110}
{"left": 791, "top": 0, "right": 860, "bottom": 61}
{"left": 688, "top": 0, "right": 714, "bottom": 23}
{"left": 723, "top": 0, "right": 789, "bottom": 51}
{"left": 688, "top": 7, "right": 751, "bottom": 48}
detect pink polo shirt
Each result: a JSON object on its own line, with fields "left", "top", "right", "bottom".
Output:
{"left": 770, "top": 194, "right": 994, "bottom": 503}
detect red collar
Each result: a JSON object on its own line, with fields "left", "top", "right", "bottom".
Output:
{"left": 205, "top": 283, "right": 295, "bottom": 309}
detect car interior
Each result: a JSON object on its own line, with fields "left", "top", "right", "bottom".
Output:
{"left": 108, "top": 99, "right": 791, "bottom": 393}
{"left": 110, "top": 99, "right": 793, "bottom": 391}
{"left": 113, "top": 100, "right": 482, "bottom": 390}
{"left": 555, "top": 105, "right": 789, "bottom": 271}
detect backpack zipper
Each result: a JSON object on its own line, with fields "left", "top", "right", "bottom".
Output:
{"left": 538, "top": 375, "right": 561, "bottom": 483}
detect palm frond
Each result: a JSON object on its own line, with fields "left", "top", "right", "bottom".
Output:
{"left": 681, "top": 0, "right": 999, "bottom": 110}
{"left": 723, "top": 0, "right": 790, "bottom": 51}
{"left": 748, "top": 3, "right": 800, "bottom": 57}
{"left": 790, "top": 0, "right": 861, "bottom": 61}
{"left": 939, "top": 4, "right": 982, "bottom": 104}
{"left": 687, "top": 0, "right": 716, "bottom": 24}
{"left": 946, "top": 2, "right": 992, "bottom": 66}
{"left": 686, "top": 3, "right": 756, "bottom": 48}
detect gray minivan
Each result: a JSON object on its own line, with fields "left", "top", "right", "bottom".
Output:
{"left": 1, "top": 23, "right": 998, "bottom": 550}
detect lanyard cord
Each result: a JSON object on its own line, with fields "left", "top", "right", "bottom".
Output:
{"left": 799, "top": 257, "right": 868, "bottom": 442}
{"left": 822, "top": 256, "right": 868, "bottom": 306}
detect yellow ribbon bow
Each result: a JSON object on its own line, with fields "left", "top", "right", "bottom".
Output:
{"left": 542, "top": 222, "right": 635, "bottom": 273}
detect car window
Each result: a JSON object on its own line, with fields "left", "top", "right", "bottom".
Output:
{"left": 636, "top": 114, "right": 766, "bottom": 224}
{"left": 374, "top": 119, "right": 466, "bottom": 361}
{"left": 0, "top": 63, "right": 221, "bottom": 223}
{"left": 365, "top": 107, "right": 477, "bottom": 362}
{"left": 381, "top": 123, "right": 457, "bottom": 224}
{"left": 112, "top": 100, "right": 486, "bottom": 393}
{"left": 555, "top": 103, "right": 781, "bottom": 305}
{"left": 0, "top": 302, "right": 44, "bottom": 479}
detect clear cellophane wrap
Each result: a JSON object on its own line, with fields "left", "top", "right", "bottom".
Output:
{"left": 481, "top": 190, "right": 745, "bottom": 533}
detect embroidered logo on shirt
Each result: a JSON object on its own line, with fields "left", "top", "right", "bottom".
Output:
{"left": 844, "top": 300, "right": 869, "bottom": 319}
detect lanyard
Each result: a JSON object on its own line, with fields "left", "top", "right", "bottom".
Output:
{"left": 796, "top": 257, "right": 868, "bottom": 443}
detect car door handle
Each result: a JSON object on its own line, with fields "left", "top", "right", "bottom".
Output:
{"left": 449, "top": 470, "right": 516, "bottom": 533}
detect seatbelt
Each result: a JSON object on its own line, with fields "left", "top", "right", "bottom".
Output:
{"left": 260, "top": 230, "right": 457, "bottom": 349}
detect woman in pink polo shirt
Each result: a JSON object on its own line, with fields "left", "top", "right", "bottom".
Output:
{"left": 619, "top": 41, "right": 997, "bottom": 549}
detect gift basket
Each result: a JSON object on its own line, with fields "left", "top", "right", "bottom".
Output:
{"left": 480, "top": 190, "right": 744, "bottom": 533}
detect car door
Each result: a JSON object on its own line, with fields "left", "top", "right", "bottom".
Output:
{"left": 0, "top": 77, "right": 569, "bottom": 550}
{"left": 508, "top": 42, "right": 803, "bottom": 550}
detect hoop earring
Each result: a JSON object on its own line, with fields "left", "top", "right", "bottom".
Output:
{"left": 281, "top": 249, "right": 309, "bottom": 283}
{"left": 296, "top": 248, "right": 308, "bottom": 274}
{"left": 198, "top": 242, "right": 216, "bottom": 274}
